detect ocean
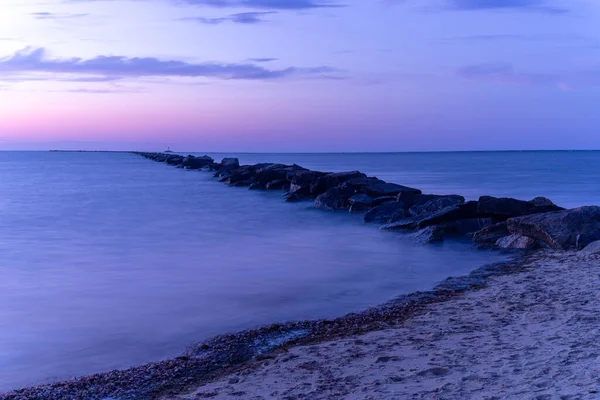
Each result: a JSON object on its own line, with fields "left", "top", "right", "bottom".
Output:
{"left": 0, "top": 151, "right": 598, "bottom": 391}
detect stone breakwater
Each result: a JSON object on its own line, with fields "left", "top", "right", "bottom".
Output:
{"left": 134, "top": 152, "right": 600, "bottom": 253}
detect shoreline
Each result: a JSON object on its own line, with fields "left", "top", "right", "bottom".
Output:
{"left": 1, "top": 252, "right": 530, "bottom": 400}
{"left": 173, "top": 250, "right": 600, "bottom": 399}
{"left": 2, "top": 152, "right": 599, "bottom": 399}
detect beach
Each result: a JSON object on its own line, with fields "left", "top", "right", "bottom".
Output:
{"left": 166, "top": 250, "right": 600, "bottom": 400}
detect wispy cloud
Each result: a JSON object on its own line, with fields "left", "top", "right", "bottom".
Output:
{"left": 0, "top": 47, "right": 338, "bottom": 83}
{"left": 180, "top": 11, "right": 276, "bottom": 25}
{"left": 443, "top": 0, "right": 568, "bottom": 14}
{"left": 457, "top": 62, "right": 600, "bottom": 90}
{"left": 69, "top": 0, "right": 344, "bottom": 10}
{"left": 248, "top": 57, "right": 278, "bottom": 62}
{"left": 440, "top": 34, "right": 599, "bottom": 49}
{"left": 31, "top": 12, "right": 89, "bottom": 20}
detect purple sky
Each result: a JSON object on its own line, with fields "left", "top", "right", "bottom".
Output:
{"left": 0, "top": 0, "right": 599, "bottom": 151}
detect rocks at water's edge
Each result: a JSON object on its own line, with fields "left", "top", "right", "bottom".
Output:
{"left": 133, "top": 152, "right": 599, "bottom": 252}
{"left": 506, "top": 206, "right": 600, "bottom": 250}
{"left": 495, "top": 234, "right": 538, "bottom": 250}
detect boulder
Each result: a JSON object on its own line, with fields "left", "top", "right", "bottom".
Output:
{"left": 265, "top": 179, "right": 290, "bottom": 190}
{"left": 364, "top": 201, "right": 408, "bottom": 223}
{"left": 165, "top": 155, "right": 184, "bottom": 166}
{"left": 382, "top": 201, "right": 480, "bottom": 231}
{"left": 362, "top": 182, "right": 422, "bottom": 198}
{"left": 410, "top": 226, "right": 447, "bottom": 244}
{"left": 472, "top": 222, "right": 510, "bottom": 246}
{"left": 409, "top": 195, "right": 465, "bottom": 217}
{"left": 529, "top": 196, "right": 560, "bottom": 208}
{"left": 314, "top": 185, "right": 357, "bottom": 211}
{"left": 496, "top": 234, "right": 538, "bottom": 250}
{"left": 581, "top": 240, "right": 600, "bottom": 255}
{"left": 287, "top": 170, "right": 328, "bottom": 198}
{"left": 227, "top": 166, "right": 257, "bottom": 186}
{"left": 182, "top": 155, "right": 214, "bottom": 170}
{"left": 310, "top": 171, "right": 367, "bottom": 196}
{"left": 507, "top": 206, "right": 600, "bottom": 250}
{"left": 348, "top": 195, "right": 395, "bottom": 213}
{"left": 221, "top": 158, "right": 240, "bottom": 169}
{"left": 477, "top": 196, "right": 563, "bottom": 219}
{"left": 454, "top": 218, "right": 495, "bottom": 235}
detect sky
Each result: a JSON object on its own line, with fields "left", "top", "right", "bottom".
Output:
{"left": 0, "top": 0, "right": 599, "bottom": 151}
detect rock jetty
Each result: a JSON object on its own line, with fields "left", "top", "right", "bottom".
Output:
{"left": 134, "top": 152, "right": 600, "bottom": 252}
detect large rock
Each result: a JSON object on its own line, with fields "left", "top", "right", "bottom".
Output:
{"left": 454, "top": 218, "right": 495, "bottom": 235}
{"left": 348, "top": 195, "right": 395, "bottom": 213}
{"left": 581, "top": 240, "right": 600, "bottom": 255}
{"left": 251, "top": 164, "right": 305, "bottom": 190}
{"left": 382, "top": 201, "right": 479, "bottom": 231}
{"left": 221, "top": 158, "right": 240, "bottom": 169}
{"left": 314, "top": 185, "right": 357, "bottom": 211}
{"left": 310, "top": 171, "right": 367, "bottom": 196}
{"left": 226, "top": 165, "right": 257, "bottom": 185}
{"left": 181, "top": 155, "right": 214, "bottom": 170}
{"left": 165, "top": 155, "right": 184, "bottom": 166}
{"left": 472, "top": 222, "right": 510, "bottom": 246}
{"left": 410, "top": 226, "right": 447, "bottom": 244}
{"left": 287, "top": 170, "right": 329, "bottom": 198}
{"left": 409, "top": 195, "right": 465, "bottom": 217}
{"left": 364, "top": 201, "right": 408, "bottom": 223}
{"left": 477, "top": 195, "right": 563, "bottom": 219}
{"left": 496, "top": 234, "right": 538, "bottom": 250}
{"left": 507, "top": 206, "right": 600, "bottom": 250}
{"left": 362, "top": 182, "right": 421, "bottom": 198}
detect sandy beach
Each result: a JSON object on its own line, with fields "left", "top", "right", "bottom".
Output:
{"left": 166, "top": 250, "right": 600, "bottom": 400}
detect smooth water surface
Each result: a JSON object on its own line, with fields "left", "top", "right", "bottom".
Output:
{"left": 1, "top": 151, "right": 597, "bottom": 391}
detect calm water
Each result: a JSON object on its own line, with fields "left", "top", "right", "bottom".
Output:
{"left": 0, "top": 151, "right": 598, "bottom": 391}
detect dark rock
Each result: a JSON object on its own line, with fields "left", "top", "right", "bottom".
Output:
{"left": 310, "top": 171, "right": 367, "bottom": 196}
{"left": 364, "top": 201, "right": 408, "bottom": 223}
{"left": 410, "top": 226, "right": 447, "bottom": 244}
{"left": 265, "top": 179, "right": 290, "bottom": 191}
{"left": 495, "top": 234, "right": 538, "bottom": 250}
{"left": 409, "top": 195, "right": 465, "bottom": 217}
{"left": 221, "top": 158, "right": 240, "bottom": 169}
{"left": 472, "top": 222, "right": 510, "bottom": 246}
{"left": 250, "top": 164, "right": 304, "bottom": 190}
{"left": 165, "top": 155, "right": 184, "bottom": 166}
{"left": 382, "top": 201, "right": 479, "bottom": 231}
{"left": 362, "top": 182, "right": 421, "bottom": 198}
{"left": 348, "top": 194, "right": 373, "bottom": 213}
{"left": 314, "top": 185, "right": 357, "bottom": 211}
{"left": 529, "top": 196, "right": 560, "bottom": 208}
{"left": 287, "top": 170, "right": 329, "bottom": 199}
{"left": 454, "top": 218, "right": 495, "bottom": 235}
{"left": 348, "top": 195, "right": 395, "bottom": 213}
{"left": 477, "top": 195, "right": 563, "bottom": 220}
{"left": 182, "top": 155, "right": 214, "bottom": 170}
{"left": 506, "top": 206, "right": 600, "bottom": 250}
{"left": 227, "top": 166, "right": 258, "bottom": 186}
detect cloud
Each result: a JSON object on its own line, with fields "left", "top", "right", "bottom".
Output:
{"left": 31, "top": 12, "right": 89, "bottom": 20}
{"left": 457, "top": 62, "right": 600, "bottom": 90}
{"left": 175, "top": 0, "right": 343, "bottom": 8}
{"left": 180, "top": 11, "right": 276, "bottom": 24}
{"left": 444, "top": 0, "right": 568, "bottom": 14}
{"left": 69, "top": 0, "right": 344, "bottom": 10}
{"left": 0, "top": 47, "right": 338, "bottom": 82}
{"left": 248, "top": 57, "right": 278, "bottom": 62}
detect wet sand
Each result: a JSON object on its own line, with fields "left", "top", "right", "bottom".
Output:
{"left": 166, "top": 251, "right": 600, "bottom": 400}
